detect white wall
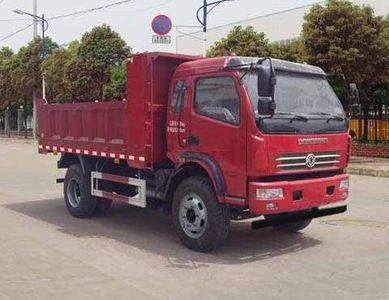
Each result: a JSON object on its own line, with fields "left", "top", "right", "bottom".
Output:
{"left": 176, "top": 0, "right": 389, "bottom": 55}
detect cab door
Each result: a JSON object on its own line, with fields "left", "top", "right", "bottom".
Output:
{"left": 185, "top": 74, "right": 247, "bottom": 198}
{"left": 167, "top": 79, "right": 188, "bottom": 160}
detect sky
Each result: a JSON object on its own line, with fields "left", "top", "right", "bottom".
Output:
{"left": 0, "top": 0, "right": 337, "bottom": 52}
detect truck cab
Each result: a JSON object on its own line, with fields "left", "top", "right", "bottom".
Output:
{"left": 166, "top": 56, "right": 349, "bottom": 214}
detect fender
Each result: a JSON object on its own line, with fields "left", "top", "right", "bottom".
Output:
{"left": 57, "top": 153, "right": 89, "bottom": 174}
{"left": 179, "top": 152, "right": 226, "bottom": 196}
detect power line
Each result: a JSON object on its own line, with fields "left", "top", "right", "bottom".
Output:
{"left": 0, "top": 0, "right": 174, "bottom": 45}
{"left": 103, "top": 0, "right": 174, "bottom": 14}
{"left": 0, "top": 23, "right": 33, "bottom": 43}
{"left": 0, "top": 18, "right": 29, "bottom": 22}
{"left": 176, "top": 0, "right": 326, "bottom": 38}
{"left": 48, "top": 0, "right": 134, "bottom": 20}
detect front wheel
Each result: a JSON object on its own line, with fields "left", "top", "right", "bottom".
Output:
{"left": 172, "top": 176, "right": 230, "bottom": 253}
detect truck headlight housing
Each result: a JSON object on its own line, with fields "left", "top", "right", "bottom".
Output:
{"left": 339, "top": 179, "right": 349, "bottom": 190}
{"left": 256, "top": 188, "right": 284, "bottom": 200}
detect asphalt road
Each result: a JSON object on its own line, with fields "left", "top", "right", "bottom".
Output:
{"left": 1, "top": 138, "right": 388, "bottom": 300}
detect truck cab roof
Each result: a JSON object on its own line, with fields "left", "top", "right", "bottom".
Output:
{"left": 175, "top": 55, "right": 326, "bottom": 77}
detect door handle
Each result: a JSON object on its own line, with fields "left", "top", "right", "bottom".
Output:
{"left": 187, "top": 136, "right": 200, "bottom": 146}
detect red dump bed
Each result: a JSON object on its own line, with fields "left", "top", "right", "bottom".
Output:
{"left": 38, "top": 52, "right": 198, "bottom": 169}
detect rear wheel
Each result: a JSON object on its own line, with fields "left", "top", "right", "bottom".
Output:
{"left": 173, "top": 176, "right": 230, "bottom": 253}
{"left": 64, "top": 164, "right": 97, "bottom": 218}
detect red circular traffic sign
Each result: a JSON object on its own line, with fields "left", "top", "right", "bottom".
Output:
{"left": 152, "top": 15, "right": 172, "bottom": 36}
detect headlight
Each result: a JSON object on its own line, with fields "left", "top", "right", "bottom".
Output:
{"left": 339, "top": 179, "right": 349, "bottom": 190}
{"left": 256, "top": 188, "right": 284, "bottom": 200}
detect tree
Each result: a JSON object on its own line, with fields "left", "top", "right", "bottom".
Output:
{"left": 0, "top": 48, "right": 13, "bottom": 109}
{"left": 0, "top": 37, "right": 57, "bottom": 135}
{"left": 302, "top": 1, "right": 388, "bottom": 100}
{"left": 0, "top": 53, "right": 15, "bottom": 109}
{"left": 207, "top": 26, "right": 272, "bottom": 57}
{"left": 42, "top": 41, "right": 79, "bottom": 103}
{"left": 66, "top": 25, "right": 130, "bottom": 101}
{"left": 103, "top": 62, "right": 127, "bottom": 100}
{"left": 0, "top": 47, "right": 13, "bottom": 61}
{"left": 14, "top": 37, "right": 58, "bottom": 102}
{"left": 373, "top": 15, "right": 389, "bottom": 109}
{"left": 0, "top": 37, "right": 57, "bottom": 111}
{"left": 302, "top": 0, "right": 389, "bottom": 140}
{"left": 271, "top": 39, "right": 307, "bottom": 63}
{"left": 381, "top": 15, "right": 389, "bottom": 81}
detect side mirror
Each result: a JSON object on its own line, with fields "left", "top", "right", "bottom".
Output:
{"left": 257, "top": 63, "right": 277, "bottom": 115}
{"left": 257, "top": 66, "right": 276, "bottom": 98}
{"left": 258, "top": 97, "right": 276, "bottom": 115}
{"left": 349, "top": 83, "right": 360, "bottom": 105}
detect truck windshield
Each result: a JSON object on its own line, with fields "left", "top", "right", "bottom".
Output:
{"left": 241, "top": 70, "right": 348, "bottom": 134}
{"left": 242, "top": 71, "right": 345, "bottom": 117}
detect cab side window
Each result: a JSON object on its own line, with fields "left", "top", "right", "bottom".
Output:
{"left": 171, "top": 80, "right": 186, "bottom": 113}
{"left": 194, "top": 76, "right": 240, "bottom": 125}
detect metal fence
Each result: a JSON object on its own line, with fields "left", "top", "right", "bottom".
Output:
{"left": 348, "top": 103, "right": 389, "bottom": 143}
{"left": 0, "top": 108, "right": 33, "bottom": 138}
{"left": 349, "top": 119, "right": 389, "bottom": 143}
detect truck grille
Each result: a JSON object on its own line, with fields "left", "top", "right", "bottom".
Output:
{"left": 276, "top": 151, "right": 340, "bottom": 170}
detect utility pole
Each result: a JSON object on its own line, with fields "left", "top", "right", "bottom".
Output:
{"left": 202, "top": 0, "right": 207, "bottom": 57}
{"left": 41, "top": 14, "right": 47, "bottom": 100}
{"left": 32, "top": 0, "right": 38, "bottom": 139}
{"left": 15, "top": 0, "right": 48, "bottom": 139}
{"left": 33, "top": 0, "right": 38, "bottom": 37}
{"left": 196, "top": 0, "right": 233, "bottom": 57}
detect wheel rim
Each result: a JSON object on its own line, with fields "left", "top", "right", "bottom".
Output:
{"left": 67, "top": 178, "right": 81, "bottom": 208}
{"left": 179, "top": 193, "right": 208, "bottom": 239}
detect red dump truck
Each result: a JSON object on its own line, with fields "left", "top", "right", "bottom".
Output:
{"left": 38, "top": 52, "right": 350, "bottom": 252}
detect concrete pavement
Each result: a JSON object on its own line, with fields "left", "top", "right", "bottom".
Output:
{"left": 0, "top": 139, "right": 389, "bottom": 299}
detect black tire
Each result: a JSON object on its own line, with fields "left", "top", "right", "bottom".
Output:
{"left": 94, "top": 198, "right": 113, "bottom": 216}
{"left": 172, "top": 176, "right": 230, "bottom": 253}
{"left": 265, "top": 214, "right": 312, "bottom": 233}
{"left": 64, "top": 164, "right": 97, "bottom": 218}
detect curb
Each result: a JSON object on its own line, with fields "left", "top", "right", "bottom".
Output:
{"left": 348, "top": 166, "right": 389, "bottom": 178}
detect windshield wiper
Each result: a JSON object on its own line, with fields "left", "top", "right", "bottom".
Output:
{"left": 274, "top": 112, "right": 308, "bottom": 122}
{"left": 308, "top": 112, "right": 345, "bottom": 123}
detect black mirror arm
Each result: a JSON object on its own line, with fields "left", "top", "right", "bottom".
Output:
{"left": 238, "top": 63, "right": 256, "bottom": 83}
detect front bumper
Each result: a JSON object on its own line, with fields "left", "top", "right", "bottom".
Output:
{"left": 252, "top": 204, "right": 347, "bottom": 230}
{"left": 248, "top": 174, "right": 349, "bottom": 216}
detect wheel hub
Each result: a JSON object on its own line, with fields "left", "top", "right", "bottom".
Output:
{"left": 179, "top": 193, "right": 208, "bottom": 239}
{"left": 67, "top": 178, "right": 81, "bottom": 208}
